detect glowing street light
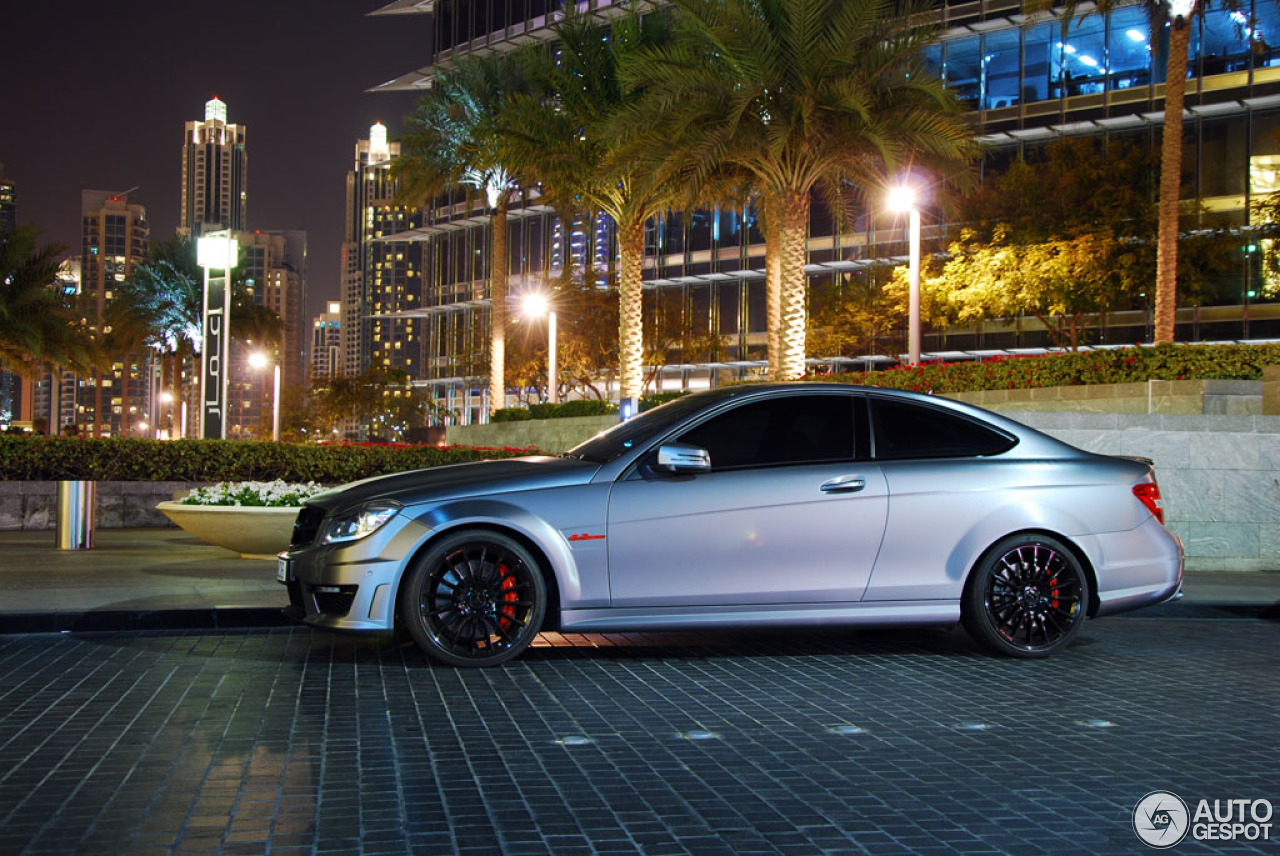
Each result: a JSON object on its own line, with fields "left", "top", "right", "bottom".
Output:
{"left": 521, "top": 292, "right": 558, "bottom": 405}
{"left": 196, "top": 232, "right": 237, "bottom": 439}
{"left": 249, "top": 351, "right": 281, "bottom": 442}
{"left": 888, "top": 184, "right": 922, "bottom": 366}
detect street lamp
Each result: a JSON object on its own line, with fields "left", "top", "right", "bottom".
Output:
{"left": 159, "top": 391, "right": 174, "bottom": 441}
{"left": 196, "top": 232, "right": 237, "bottom": 439}
{"left": 249, "top": 351, "right": 281, "bottom": 442}
{"left": 521, "top": 292, "right": 558, "bottom": 405}
{"left": 887, "top": 184, "right": 922, "bottom": 366}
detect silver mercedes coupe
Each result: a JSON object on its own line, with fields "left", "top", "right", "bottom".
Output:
{"left": 278, "top": 383, "right": 1182, "bottom": 666}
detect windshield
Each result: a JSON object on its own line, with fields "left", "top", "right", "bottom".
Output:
{"left": 562, "top": 390, "right": 734, "bottom": 464}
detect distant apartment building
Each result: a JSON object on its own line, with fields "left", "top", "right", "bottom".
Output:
{"left": 30, "top": 261, "right": 84, "bottom": 435}
{"left": 342, "top": 122, "right": 427, "bottom": 382}
{"left": 311, "top": 301, "right": 342, "bottom": 381}
{"left": 225, "top": 229, "right": 306, "bottom": 439}
{"left": 77, "top": 190, "right": 151, "bottom": 438}
{"left": 0, "top": 165, "right": 21, "bottom": 427}
{"left": 0, "top": 164, "right": 15, "bottom": 231}
{"left": 181, "top": 97, "right": 247, "bottom": 237}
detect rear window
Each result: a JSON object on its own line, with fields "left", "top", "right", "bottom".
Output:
{"left": 871, "top": 398, "right": 1016, "bottom": 460}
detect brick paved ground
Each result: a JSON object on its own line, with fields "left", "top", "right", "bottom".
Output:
{"left": 0, "top": 618, "right": 1276, "bottom": 855}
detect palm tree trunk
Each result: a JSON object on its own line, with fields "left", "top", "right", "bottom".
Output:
{"left": 489, "top": 194, "right": 509, "bottom": 414}
{"left": 619, "top": 218, "right": 646, "bottom": 402}
{"left": 778, "top": 190, "right": 810, "bottom": 380}
{"left": 1155, "top": 16, "right": 1193, "bottom": 345}
{"left": 763, "top": 197, "right": 782, "bottom": 381}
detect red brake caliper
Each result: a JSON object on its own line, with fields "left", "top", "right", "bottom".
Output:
{"left": 498, "top": 565, "right": 518, "bottom": 631}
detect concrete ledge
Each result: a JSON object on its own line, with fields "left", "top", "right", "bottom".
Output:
{"left": 0, "top": 481, "right": 194, "bottom": 531}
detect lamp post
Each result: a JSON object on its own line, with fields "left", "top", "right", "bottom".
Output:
{"left": 249, "top": 351, "right": 281, "bottom": 442}
{"left": 196, "top": 232, "right": 237, "bottom": 439}
{"left": 159, "top": 391, "right": 173, "bottom": 441}
{"left": 521, "top": 293, "right": 558, "bottom": 405}
{"left": 887, "top": 184, "right": 922, "bottom": 366}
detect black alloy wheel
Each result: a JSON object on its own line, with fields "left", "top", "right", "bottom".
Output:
{"left": 401, "top": 529, "right": 546, "bottom": 667}
{"left": 963, "top": 534, "right": 1088, "bottom": 658}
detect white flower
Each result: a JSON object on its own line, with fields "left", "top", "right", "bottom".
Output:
{"left": 180, "top": 480, "right": 328, "bottom": 507}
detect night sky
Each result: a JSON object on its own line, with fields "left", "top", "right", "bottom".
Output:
{"left": 0, "top": 0, "right": 427, "bottom": 320}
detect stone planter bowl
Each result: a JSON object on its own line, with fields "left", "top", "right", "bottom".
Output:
{"left": 157, "top": 501, "right": 300, "bottom": 559}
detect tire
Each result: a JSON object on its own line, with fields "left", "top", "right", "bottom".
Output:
{"left": 962, "top": 534, "right": 1089, "bottom": 658}
{"left": 400, "top": 529, "right": 546, "bottom": 667}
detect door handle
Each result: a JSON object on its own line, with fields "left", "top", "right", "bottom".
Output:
{"left": 820, "top": 475, "right": 866, "bottom": 493}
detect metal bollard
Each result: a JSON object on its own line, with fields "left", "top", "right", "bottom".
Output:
{"left": 56, "top": 480, "right": 96, "bottom": 550}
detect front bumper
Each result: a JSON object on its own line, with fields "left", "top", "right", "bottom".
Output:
{"left": 277, "top": 514, "right": 432, "bottom": 633}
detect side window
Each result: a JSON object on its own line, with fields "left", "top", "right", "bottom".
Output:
{"left": 675, "top": 394, "right": 854, "bottom": 470}
{"left": 871, "top": 398, "right": 1016, "bottom": 460}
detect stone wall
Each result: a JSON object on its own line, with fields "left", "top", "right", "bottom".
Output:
{"left": 1007, "top": 412, "right": 1280, "bottom": 572}
{"left": 446, "top": 414, "right": 617, "bottom": 454}
{"left": 0, "top": 481, "right": 190, "bottom": 531}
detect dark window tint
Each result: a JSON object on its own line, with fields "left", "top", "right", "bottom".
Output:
{"left": 871, "top": 398, "right": 1016, "bottom": 459}
{"left": 677, "top": 395, "right": 854, "bottom": 470}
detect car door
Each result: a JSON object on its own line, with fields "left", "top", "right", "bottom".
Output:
{"left": 606, "top": 391, "right": 889, "bottom": 607}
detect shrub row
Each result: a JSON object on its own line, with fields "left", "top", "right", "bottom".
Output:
{"left": 0, "top": 437, "right": 538, "bottom": 483}
{"left": 815, "top": 343, "right": 1280, "bottom": 394}
{"left": 491, "top": 391, "right": 689, "bottom": 422}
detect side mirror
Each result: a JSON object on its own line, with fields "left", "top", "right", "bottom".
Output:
{"left": 655, "top": 442, "right": 711, "bottom": 473}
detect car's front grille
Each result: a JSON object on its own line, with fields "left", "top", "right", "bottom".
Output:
{"left": 310, "top": 585, "right": 358, "bottom": 617}
{"left": 291, "top": 505, "right": 326, "bottom": 548}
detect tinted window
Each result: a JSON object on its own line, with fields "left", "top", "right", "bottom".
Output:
{"left": 871, "top": 398, "right": 1016, "bottom": 460}
{"left": 676, "top": 395, "right": 854, "bottom": 470}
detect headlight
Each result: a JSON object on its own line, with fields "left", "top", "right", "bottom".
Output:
{"left": 320, "top": 500, "right": 401, "bottom": 544}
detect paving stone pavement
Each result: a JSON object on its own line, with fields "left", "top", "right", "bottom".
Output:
{"left": 0, "top": 617, "right": 1276, "bottom": 856}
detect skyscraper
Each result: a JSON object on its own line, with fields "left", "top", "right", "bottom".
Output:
{"left": 78, "top": 189, "right": 150, "bottom": 438}
{"left": 342, "top": 123, "right": 426, "bottom": 383}
{"left": 181, "top": 97, "right": 247, "bottom": 237}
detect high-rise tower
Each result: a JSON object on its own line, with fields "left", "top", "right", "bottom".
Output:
{"left": 78, "top": 190, "right": 150, "bottom": 438}
{"left": 181, "top": 97, "right": 247, "bottom": 237}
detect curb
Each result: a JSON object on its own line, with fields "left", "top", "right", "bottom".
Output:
{"left": 0, "top": 608, "right": 294, "bottom": 635}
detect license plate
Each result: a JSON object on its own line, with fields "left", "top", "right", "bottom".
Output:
{"left": 277, "top": 556, "right": 293, "bottom": 583}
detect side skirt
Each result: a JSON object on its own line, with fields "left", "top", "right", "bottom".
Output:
{"left": 559, "top": 601, "right": 960, "bottom": 633}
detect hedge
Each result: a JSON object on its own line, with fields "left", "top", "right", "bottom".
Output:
{"left": 0, "top": 437, "right": 539, "bottom": 482}
{"left": 492, "top": 391, "right": 687, "bottom": 422}
{"left": 814, "top": 343, "right": 1280, "bottom": 394}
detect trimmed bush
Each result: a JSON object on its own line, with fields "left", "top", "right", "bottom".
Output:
{"left": 494, "top": 399, "right": 618, "bottom": 422}
{"left": 640, "top": 390, "right": 690, "bottom": 411}
{"left": 813, "top": 343, "right": 1280, "bottom": 394}
{"left": 0, "top": 437, "right": 538, "bottom": 482}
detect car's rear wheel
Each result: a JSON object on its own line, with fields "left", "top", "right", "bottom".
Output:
{"left": 962, "top": 534, "right": 1088, "bottom": 658}
{"left": 401, "top": 529, "right": 546, "bottom": 667}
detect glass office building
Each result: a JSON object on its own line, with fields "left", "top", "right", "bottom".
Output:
{"left": 368, "top": 0, "right": 1280, "bottom": 412}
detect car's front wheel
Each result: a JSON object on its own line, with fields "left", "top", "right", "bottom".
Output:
{"left": 962, "top": 534, "right": 1089, "bottom": 658}
{"left": 401, "top": 529, "right": 546, "bottom": 667}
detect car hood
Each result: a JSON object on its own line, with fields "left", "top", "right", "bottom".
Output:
{"left": 307, "top": 456, "right": 600, "bottom": 511}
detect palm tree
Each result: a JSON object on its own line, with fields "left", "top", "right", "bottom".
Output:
{"left": 394, "top": 53, "right": 529, "bottom": 415}
{"left": 1031, "top": 0, "right": 1259, "bottom": 344}
{"left": 501, "top": 8, "right": 684, "bottom": 403}
{"left": 617, "top": 0, "right": 976, "bottom": 379}
{"left": 0, "top": 225, "right": 99, "bottom": 378}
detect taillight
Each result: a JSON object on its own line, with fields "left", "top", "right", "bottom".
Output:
{"left": 1133, "top": 482, "right": 1164, "bottom": 524}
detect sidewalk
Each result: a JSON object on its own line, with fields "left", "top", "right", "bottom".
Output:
{"left": 0, "top": 528, "right": 1276, "bottom": 634}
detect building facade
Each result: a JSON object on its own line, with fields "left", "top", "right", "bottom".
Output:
{"left": 311, "top": 301, "right": 342, "bottom": 381}
{"left": 181, "top": 97, "right": 248, "bottom": 237}
{"left": 342, "top": 123, "right": 428, "bottom": 382}
{"left": 77, "top": 190, "right": 151, "bottom": 437}
{"left": 365, "top": 0, "right": 1280, "bottom": 415}
{"left": 225, "top": 229, "right": 306, "bottom": 439}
